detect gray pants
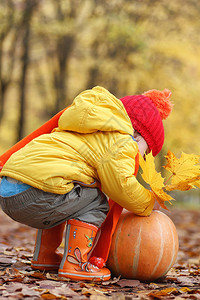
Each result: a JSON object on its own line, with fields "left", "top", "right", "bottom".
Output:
{"left": 0, "top": 184, "right": 109, "bottom": 229}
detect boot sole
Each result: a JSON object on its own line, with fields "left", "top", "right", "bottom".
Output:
{"left": 58, "top": 271, "right": 111, "bottom": 281}
{"left": 31, "top": 263, "right": 60, "bottom": 271}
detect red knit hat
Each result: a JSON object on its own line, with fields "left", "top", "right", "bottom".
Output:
{"left": 120, "top": 89, "right": 173, "bottom": 156}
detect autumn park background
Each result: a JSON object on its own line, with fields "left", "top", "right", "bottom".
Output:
{"left": 1, "top": 0, "right": 200, "bottom": 208}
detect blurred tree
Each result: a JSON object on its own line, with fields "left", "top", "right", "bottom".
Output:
{"left": 33, "top": 0, "right": 93, "bottom": 118}
{"left": 84, "top": 0, "right": 148, "bottom": 96}
{"left": 0, "top": 0, "right": 18, "bottom": 124}
{"left": 45, "top": 0, "right": 74, "bottom": 116}
{"left": 17, "top": 0, "right": 39, "bottom": 141}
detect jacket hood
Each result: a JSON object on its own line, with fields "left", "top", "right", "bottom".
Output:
{"left": 58, "top": 86, "right": 133, "bottom": 135}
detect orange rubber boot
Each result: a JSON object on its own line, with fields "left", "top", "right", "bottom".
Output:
{"left": 58, "top": 219, "right": 111, "bottom": 281}
{"left": 31, "top": 222, "right": 66, "bottom": 271}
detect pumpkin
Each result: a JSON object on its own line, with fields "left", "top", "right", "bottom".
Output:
{"left": 107, "top": 210, "right": 179, "bottom": 281}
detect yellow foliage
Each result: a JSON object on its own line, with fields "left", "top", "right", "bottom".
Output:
{"left": 139, "top": 153, "right": 174, "bottom": 209}
{"left": 165, "top": 177, "right": 200, "bottom": 191}
{"left": 164, "top": 151, "right": 200, "bottom": 190}
{"left": 139, "top": 151, "right": 200, "bottom": 209}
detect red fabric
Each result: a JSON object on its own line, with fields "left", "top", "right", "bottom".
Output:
{"left": 120, "top": 95, "right": 164, "bottom": 156}
{"left": 90, "top": 200, "right": 123, "bottom": 261}
{"left": 0, "top": 108, "right": 67, "bottom": 171}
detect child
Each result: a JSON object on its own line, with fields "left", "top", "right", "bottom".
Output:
{"left": 0, "top": 86, "right": 172, "bottom": 281}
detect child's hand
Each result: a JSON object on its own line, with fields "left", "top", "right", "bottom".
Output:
{"left": 153, "top": 200, "right": 160, "bottom": 210}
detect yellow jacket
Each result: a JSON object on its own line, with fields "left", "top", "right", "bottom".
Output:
{"left": 1, "top": 86, "right": 154, "bottom": 216}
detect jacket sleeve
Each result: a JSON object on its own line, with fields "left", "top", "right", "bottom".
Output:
{"left": 97, "top": 137, "right": 155, "bottom": 216}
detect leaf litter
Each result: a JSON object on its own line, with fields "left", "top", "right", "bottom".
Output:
{"left": 0, "top": 209, "right": 199, "bottom": 299}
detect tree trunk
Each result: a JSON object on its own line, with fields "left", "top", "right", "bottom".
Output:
{"left": 0, "top": 0, "right": 15, "bottom": 125}
{"left": 52, "top": 35, "right": 74, "bottom": 116}
{"left": 16, "top": 0, "right": 38, "bottom": 142}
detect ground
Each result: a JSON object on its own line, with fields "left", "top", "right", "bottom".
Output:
{"left": 0, "top": 208, "right": 199, "bottom": 299}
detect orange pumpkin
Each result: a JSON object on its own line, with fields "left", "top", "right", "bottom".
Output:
{"left": 107, "top": 210, "right": 179, "bottom": 281}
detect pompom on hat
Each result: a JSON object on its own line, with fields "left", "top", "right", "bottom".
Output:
{"left": 120, "top": 89, "right": 173, "bottom": 156}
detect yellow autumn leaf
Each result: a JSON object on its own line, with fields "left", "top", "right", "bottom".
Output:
{"left": 139, "top": 153, "right": 174, "bottom": 209}
{"left": 152, "top": 189, "right": 173, "bottom": 210}
{"left": 165, "top": 176, "right": 200, "bottom": 191}
{"left": 164, "top": 151, "right": 200, "bottom": 191}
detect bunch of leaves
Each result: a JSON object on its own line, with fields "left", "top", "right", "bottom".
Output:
{"left": 139, "top": 151, "right": 200, "bottom": 209}
{"left": 164, "top": 151, "right": 200, "bottom": 191}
